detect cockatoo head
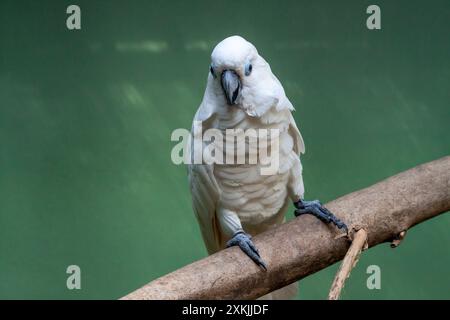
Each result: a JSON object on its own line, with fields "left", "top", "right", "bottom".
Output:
{"left": 209, "top": 36, "right": 258, "bottom": 106}
{"left": 198, "top": 35, "right": 291, "bottom": 120}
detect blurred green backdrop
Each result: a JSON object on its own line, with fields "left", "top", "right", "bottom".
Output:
{"left": 0, "top": 0, "right": 449, "bottom": 299}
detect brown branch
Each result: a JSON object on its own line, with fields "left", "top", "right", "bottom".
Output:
{"left": 328, "top": 229, "right": 368, "bottom": 300}
{"left": 390, "top": 230, "right": 407, "bottom": 248}
{"left": 122, "top": 156, "right": 450, "bottom": 300}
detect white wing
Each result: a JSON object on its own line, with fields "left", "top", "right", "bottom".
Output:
{"left": 259, "top": 68, "right": 305, "bottom": 156}
{"left": 188, "top": 162, "right": 223, "bottom": 254}
{"left": 288, "top": 112, "right": 305, "bottom": 155}
{"left": 271, "top": 73, "right": 305, "bottom": 155}
{"left": 188, "top": 92, "right": 224, "bottom": 254}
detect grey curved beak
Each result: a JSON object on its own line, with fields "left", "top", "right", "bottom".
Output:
{"left": 221, "top": 70, "right": 241, "bottom": 105}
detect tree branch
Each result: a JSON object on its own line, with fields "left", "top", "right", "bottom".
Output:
{"left": 122, "top": 156, "right": 450, "bottom": 300}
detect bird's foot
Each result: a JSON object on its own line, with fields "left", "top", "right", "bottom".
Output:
{"left": 226, "top": 231, "right": 267, "bottom": 271}
{"left": 294, "top": 199, "right": 348, "bottom": 233}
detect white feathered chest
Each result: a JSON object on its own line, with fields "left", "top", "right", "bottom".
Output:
{"left": 208, "top": 105, "right": 300, "bottom": 232}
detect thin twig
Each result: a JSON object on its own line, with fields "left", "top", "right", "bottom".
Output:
{"left": 328, "top": 229, "right": 368, "bottom": 300}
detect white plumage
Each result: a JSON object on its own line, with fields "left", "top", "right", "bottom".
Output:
{"left": 188, "top": 36, "right": 305, "bottom": 299}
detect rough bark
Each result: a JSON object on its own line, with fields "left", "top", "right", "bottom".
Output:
{"left": 122, "top": 156, "right": 450, "bottom": 300}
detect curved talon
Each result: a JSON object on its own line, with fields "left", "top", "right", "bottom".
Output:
{"left": 227, "top": 231, "right": 267, "bottom": 271}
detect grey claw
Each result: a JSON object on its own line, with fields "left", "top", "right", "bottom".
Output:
{"left": 294, "top": 199, "right": 348, "bottom": 232}
{"left": 227, "top": 232, "right": 267, "bottom": 271}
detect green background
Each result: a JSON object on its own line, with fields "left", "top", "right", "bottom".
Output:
{"left": 0, "top": 0, "right": 449, "bottom": 299}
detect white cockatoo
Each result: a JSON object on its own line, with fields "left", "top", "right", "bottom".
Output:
{"left": 188, "top": 36, "right": 347, "bottom": 299}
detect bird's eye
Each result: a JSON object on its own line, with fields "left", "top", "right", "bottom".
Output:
{"left": 210, "top": 65, "right": 216, "bottom": 78}
{"left": 245, "top": 63, "right": 253, "bottom": 76}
